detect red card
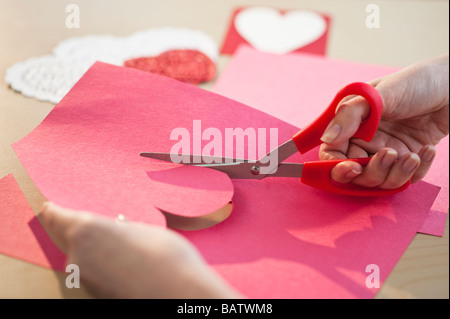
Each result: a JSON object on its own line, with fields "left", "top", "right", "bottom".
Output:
{"left": 221, "top": 7, "right": 330, "bottom": 55}
{"left": 0, "top": 174, "right": 65, "bottom": 271}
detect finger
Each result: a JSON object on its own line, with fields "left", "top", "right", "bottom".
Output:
{"left": 346, "top": 143, "right": 369, "bottom": 159}
{"left": 328, "top": 143, "right": 367, "bottom": 183}
{"left": 331, "top": 160, "right": 363, "bottom": 184}
{"left": 39, "top": 202, "right": 86, "bottom": 253}
{"left": 380, "top": 153, "right": 420, "bottom": 189}
{"left": 330, "top": 148, "right": 397, "bottom": 185}
{"left": 412, "top": 145, "right": 436, "bottom": 182}
{"left": 351, "top": 148, "right": 398, "bottom": 187}
{"left": 319, "top": 139, "right": 351, "bottom": 160}
{"left": 320, "top": 95, "right": 372, "bottom": 145}
{"left": 319, "top": 135, "right": 371, "bottom": 160}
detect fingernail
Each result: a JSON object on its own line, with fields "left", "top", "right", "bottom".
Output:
{"left": 402, "top": 154, "right": 420, "bottom": 173}
{"left": 321, "top": 124, "right": 342, "bottom": 144}
{"left": 421, "top": 146, "right": 436, "bottom": 163}
{"left": 345, "top": 167, "right": 362, "bottom": 180}
{"left": 381, "top": 149, "right": 397, "bottom": 169}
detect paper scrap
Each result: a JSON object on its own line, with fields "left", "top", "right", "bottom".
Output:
{"left": 0, "top": 174, "right": 65, "bottom": 271}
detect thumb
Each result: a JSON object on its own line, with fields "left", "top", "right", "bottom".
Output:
{"left": 320, "top": 94, "right": 374, "bottom": 145}
{"left": 39, "top": 202, "right": 82, "bottom": 254}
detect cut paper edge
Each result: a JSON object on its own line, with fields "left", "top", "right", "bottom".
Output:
{"left": 161, "top": 203, "right": 233, "bottom": 231}
{"left": 12, "top": 62, "right": 236, "bottom": 226}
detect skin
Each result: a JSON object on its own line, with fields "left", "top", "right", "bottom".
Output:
{"left": 40, "top": 55, "right": 449, "bottom": 298}
{"left": 320, "top": 54, "right": 449, "bottom": 189}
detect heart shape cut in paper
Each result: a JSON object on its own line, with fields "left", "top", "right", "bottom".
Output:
{"left": 12, "top": 62, "right": 238, "bottom": 228}
{"left": 13, "top": 62, "right": 297, "bottom": 229}
{"left": 234, "top": 7, "right": 327, "bottom": 54}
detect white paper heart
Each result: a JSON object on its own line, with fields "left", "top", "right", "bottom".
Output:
{"left": 235, "top": 7, "right": 327, "bottom": 54}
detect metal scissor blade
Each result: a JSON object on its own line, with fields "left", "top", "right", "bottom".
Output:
{"left": 140, "top": 152, "right": 264, "bottom": 179}
{"left": 256, "top": 139, "right": 299, "bottom": 166}
{"left": 140, "top": 152, "right": 247, "bottom": 165}
{"left": 265, "top": 162, "right": 304, "bottom": 178}
{"left": 196, "top": 162, "right": 266, "bottom": 179}
{"left": 194, "top": 162, "right": 303, "bottom": 179}
{"left": 140, "top": 152, "right": 303, "bottom": 179}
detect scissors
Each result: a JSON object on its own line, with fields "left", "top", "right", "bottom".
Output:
{"left": 141, "top": 82, "right": 410, "bottom": 196}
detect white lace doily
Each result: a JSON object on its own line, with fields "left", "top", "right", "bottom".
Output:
{"left": 5, "top": 27, "right": 218, "bottom": 104}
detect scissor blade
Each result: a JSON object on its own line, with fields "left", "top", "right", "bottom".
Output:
{"left": 257, "top": 139, "right": 299, "bottom": 166}
{"left": 141, "top": 152, "right": 264, "bottom": 179}
{"left": 195, "top": 162, "right": 303, "bottom": 180}
{"left": 140, "top": 152, "right": 247, "bottom": 165}
{"left": 266, "top": 162, "right": 303, "bottom": 178}
{"left": 140, "top": 152, "right": 303, "bottom": 179}
{"left": 197, "top": 162, "right": 266, "bottom": 179}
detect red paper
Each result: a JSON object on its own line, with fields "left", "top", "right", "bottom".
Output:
{"left": 11, "top": 62, "right": 441, "bottom": 298}
{"left": 221, "top": 7, "right": 330, "bottom": 55}
{"left": 213, "top": 45, "right": 449, "bottom": 236}
{"left": 0, "top": 174, "right": 65, "bottom": 271}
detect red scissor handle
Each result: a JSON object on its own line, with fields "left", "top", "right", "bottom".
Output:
{"left": 292, "top": 82, "right": 410, "bottom": 196}
{"left": 292, "top": 82, "right": 383, "bottom": 154}
{"left": 301, "top": 158, "right": 411, "bottom": 196}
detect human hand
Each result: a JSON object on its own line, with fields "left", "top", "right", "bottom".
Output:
{"left": 39, "top": 202, "right": 242, "bottom": 299}
{"left": 319, "top": 55, "right": 449, "bottom": 189}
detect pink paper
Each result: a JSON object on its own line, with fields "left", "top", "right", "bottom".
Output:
{"left": 181, "top": 179, "right": 439, "bottom": 298}
{"left": 0, "top": 174, "right": 65, "bottom": 271}
{"left": 145, "top": 164, "right": 233, "bottom": 216}
{"left": 214, "top": 45, "right": 400, "bottom": 129}
{"left": 11, "top": 62, "right": 441, "bottom": 298}
{"left": 213, "top": 45, "right": 449, "bottom": 236}
{"left": 417, "top": 135, "right": 449, "bottom": 236}
{"left": 13, "top": 62, "right": 235, "bottom": 224}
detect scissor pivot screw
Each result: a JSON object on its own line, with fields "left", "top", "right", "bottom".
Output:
{"left": 250, "top": 165, "right": 260, "bottom": 175}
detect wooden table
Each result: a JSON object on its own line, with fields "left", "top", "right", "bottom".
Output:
{"left": 0, "top": 0, "right": 448, "bottom": 298}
